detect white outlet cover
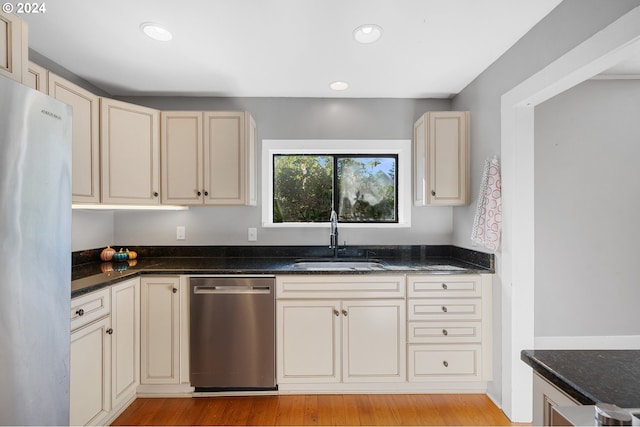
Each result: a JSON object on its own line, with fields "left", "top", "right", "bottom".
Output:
{"left": 248, "top": 227, "right": 257, "bottom": 241}
{"left": 176, "top": 225, "right": 186, "bottom": 240}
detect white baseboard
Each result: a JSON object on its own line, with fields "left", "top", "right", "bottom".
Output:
{"left": 534, "top": 335, "right": 640, "bottom": 349}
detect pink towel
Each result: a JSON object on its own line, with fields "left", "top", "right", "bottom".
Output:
{"left": 471, "top": 156, "right": 502, "bottom": 252}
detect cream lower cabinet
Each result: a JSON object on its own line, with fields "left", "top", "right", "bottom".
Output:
{"left": 139, "top": 276, "right": 191, "bottom": 393}
{"left": 70, "top": 310, "right": 111, "bottom": 426}
{"left": 70, "top": 278, "right": 140, "bottom": 426}
{"left": 407, "top": 274, "right": 492, "bottom": 386}
{"left": 110, "top": 279, "right": 140, "bottom": 411}
{"left": 161, "top": 111, "right": 257, "bottom": 206}
{"left": 100, "top": 98, "right": 160, "bottom": 205}
{"left": 276, "top": 275, "right": 406, "bottom": 389}
{"left": 414, "top": 111, "right": 470, "bottom": 206}
{"left": 0, "top": 11, "right": 27, "bottom": 82}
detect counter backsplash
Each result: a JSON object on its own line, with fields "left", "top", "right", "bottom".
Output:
{"left": 73, "top": 244, "right": 494, "bottom": 270}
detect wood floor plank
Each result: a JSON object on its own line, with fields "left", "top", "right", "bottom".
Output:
{"left": 111, "top": 394, "right": 520, "bottom": 426}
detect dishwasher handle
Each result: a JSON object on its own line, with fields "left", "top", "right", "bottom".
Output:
{"left": 193, "top": 285, "right": 272, "bottom": 295}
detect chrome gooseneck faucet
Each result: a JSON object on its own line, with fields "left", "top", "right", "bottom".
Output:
{"left": 329, "top": 209, "right": 339, "bottom": 257}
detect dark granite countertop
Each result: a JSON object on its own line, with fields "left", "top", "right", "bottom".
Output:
{"left": 71, "top": 245, "right": 494, "bottom": 298}
{"left": 521, "top": 349, "right": 640, "bottom": 408}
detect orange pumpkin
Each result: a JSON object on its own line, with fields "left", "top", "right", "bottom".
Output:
{"left": 100, "top": 246, "right": 115, "bottom": 261}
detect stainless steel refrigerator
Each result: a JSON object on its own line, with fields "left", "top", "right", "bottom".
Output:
{"left": 0, "top": 74, "right": 72, "bottom": 425}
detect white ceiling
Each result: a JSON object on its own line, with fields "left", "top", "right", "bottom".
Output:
{"left": 23, "top": 0, "right": 564, "bottom": 98}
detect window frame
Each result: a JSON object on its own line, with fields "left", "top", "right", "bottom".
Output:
{"left": 262, "top": 139, "right": 412, "bottom": 228}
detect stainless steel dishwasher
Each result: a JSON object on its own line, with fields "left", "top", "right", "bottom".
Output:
{"left": 190, "top": 276, "right": 276, "bottom": 392}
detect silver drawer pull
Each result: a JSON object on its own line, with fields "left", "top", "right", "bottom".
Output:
{"left": 443, "top": 361, "right": 449, "bottom": 368}
{"left": 333, "top": 309, "right": 340, "bottom": 317}
{"left": 442, "top": 329, "right": 448, "bottom": 336}
{"left": 441, "top": 306, "right": 448, "bottom": 313}
{"left": 442, "top": 283, "right": 447, "bottom": 290}
{"left": 75, "top": 308, "right": 84, "bottom": 317}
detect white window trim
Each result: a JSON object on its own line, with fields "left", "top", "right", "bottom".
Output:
{"left": 262, "top": 139, "right": 412, "bottom": 228}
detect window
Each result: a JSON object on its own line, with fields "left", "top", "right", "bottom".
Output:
{"left": 273, "top": 155, "right": 397, "bottom": 223}
{"left": 262, "top": 140, "right": 411, "bottom": 228}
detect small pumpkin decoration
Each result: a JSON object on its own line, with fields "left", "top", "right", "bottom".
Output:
{"left": 126, "top": 249, "right": 137, "bottom": 260}
{"left": 127, "top": 259, "right": 138, "bottom": 267}
{"left": 112, "top": 248, "right": 128, "bottom": 262}
{"left": 100, "top": 246, "right": 116, "bottom": 261}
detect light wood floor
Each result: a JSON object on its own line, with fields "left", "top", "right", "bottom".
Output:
{"left": 111, "top": 394, "right": 521, "bottom": 426}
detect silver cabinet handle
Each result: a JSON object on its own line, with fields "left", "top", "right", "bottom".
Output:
{"left": 431, "top": 190, "right": 436, "bottom": 196}
{"left": 75, "top": 308, "right": 84, "bottom": 317}
{"left": 442, "top": 329, "right": 448, "bottom": 336}
{"left": 441, "top": 306, "right": 448, "bottom": 313}
{"left": 106, "top": 328, "right": 113, "bottom": 335}
{"left": 441, "top": 283, "right": 448, "bottom": 290}
{"left": 172, "top": 288, "right": 178, "bottom": 294}
{"left": 342, "top": 309, "right": 348, "bottom": 317}
{"left": 333, "top": 309, "right": 340, "bottom": 317}
{"left": 443, "top": 360, "right": 449, "bottom": 367}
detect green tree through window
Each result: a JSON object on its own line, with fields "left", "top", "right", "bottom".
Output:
{"left": 273, "top": 155, "right": 398, "bottom": 223}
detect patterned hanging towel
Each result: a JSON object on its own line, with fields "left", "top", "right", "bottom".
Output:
{"left": 471, "top": 156, "right": 502, "bottom": 252}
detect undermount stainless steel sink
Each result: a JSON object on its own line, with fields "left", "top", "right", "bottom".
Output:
{"left": 292, "top": 259, "right": 388, "bottom": 271}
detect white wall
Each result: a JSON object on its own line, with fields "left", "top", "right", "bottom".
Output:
{"left": 451, "top": 0, "right": 640, "bottom": 420}
{"left": 535, "top": 79, "right": 640, "bottom": 338}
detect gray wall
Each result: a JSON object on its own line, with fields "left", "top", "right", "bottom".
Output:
{"left": 451, "top": 0, "right": 640, "bottom": 407}
{"left": 534, "top": 79, "right": 640, "bottom": 337}
{"left": 73, "top": 97, "right": 454, "bottom": 250}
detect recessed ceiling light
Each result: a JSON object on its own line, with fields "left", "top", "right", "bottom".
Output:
{"left": 330, "top": 81, "right": 349, "bottom": 91}
{"left": 353, "top": 24, "right": 383, "bottom": 44}
{"left": 140, "top": 22, "right": 173, "bottom": 41}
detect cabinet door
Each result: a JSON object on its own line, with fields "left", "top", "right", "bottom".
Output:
{"left": 110, "top": 278, "right": 140, "bottom": 410}
{"left": 414, "top": 111, "right": 470, "bottom": 206}
{"left": 203, "top": 111, "right": 247, "bottom": 205}
{"left": 25, "top": 61, "right": 48, "bottom": 93}
{"left": 140, "top": 277, "right": 180, "bottom": 384}
{"left": 161, "top": 111, "right": 204, "bottom": 205}
{"left": 427, "top": 111, "right": 469, "bottom": 205}
{"left": 277, "top": 300, "right": 340, "bottom": 384}
{"left": 342, "top": 300, "right": 406, "bottom": 383}
{"left": 533, "top": 372, "right": 579, "bottom": 426}
{"left": 49, "top": 73, "right": 100, "bottom": 203}
{"left": 0, "top": 11, "right": 27, "bottom": 82}
{"left": 100, "top": 98, "right": 160, "bottom": 204}
{"left": 70, "top": 316, "right": 111, "bottom": 426}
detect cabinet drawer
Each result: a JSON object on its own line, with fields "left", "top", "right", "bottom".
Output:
{"left": 276, "top": 275, "right": 405, "bottom": 299}
{"left": 408, "top": 321, "right": 481, "bottom": 344}
{"left": 408, "top": 344, "right": 481, "bottom": 382}
{"left": 408, "top": 275, "right": 481, "bottom": 298}
{"left": 408, "top": 298, "right": 481, "bottom": 321}
{"left": 71, "top": 288, "right": 110, "bottom": 331}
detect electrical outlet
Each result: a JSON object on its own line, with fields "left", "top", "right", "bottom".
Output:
{"left": 248, "top": 227, "right": 257, "bottom": 242}
{"left": 176, "top": 225, "right": 186, "bottom": 240}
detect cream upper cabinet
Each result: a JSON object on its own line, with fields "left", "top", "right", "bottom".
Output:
{"left": 160, "top": 111, "right": 204, "bottom": 205}
{"left": 24, "top": 61, "right": 48, "bottom": 93}
{"left": 161, "top": 111, "right": 257, "bottom": 206}
{"left": 203, "top": 111, "right": 257, "bottom": 206}
{"left": 414, "top": 111, "right": 470, "bottom": 206}
{"left": 100, "top": 98, "right": 160, "bottom": 204}
{"left": 0, "top": 11, "right": 27, "bottom": 82}
{"left": 49, "top": 73, "right": 100, "bottom": 203}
